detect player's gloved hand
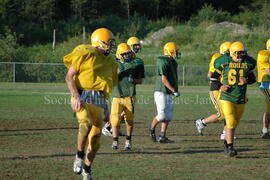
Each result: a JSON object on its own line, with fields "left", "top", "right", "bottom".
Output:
{"left": 173, "top": 92, "right": 180, "bottom": 97}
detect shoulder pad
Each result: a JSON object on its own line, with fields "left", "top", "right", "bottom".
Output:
{"left": 72, "top": 44, "right": 96, "bottom": 56}
{"left": 211, "top": 53, "right": 222, "bottom": 61}
{"left": 258, "top": 50, "right": 270, "bottom": 56}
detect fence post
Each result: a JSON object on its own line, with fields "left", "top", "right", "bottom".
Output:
{"left": 52, "top": 29, "right": 56, "bottom": 50}
{"left": 182, "top": 65, "right": 185, "bottom": 87}
{"left": 83, "top": 26, "right": 86, "bottom": 43}
{"left": 13, "top": 62, "right": 16, "bottom": 83}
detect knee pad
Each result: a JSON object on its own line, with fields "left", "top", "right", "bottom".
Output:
{"left": 88, "top": 126, "right": 101, "bottom": 152}
{"left": 225, "top": 116, "right": 238, "bottom": 129}
{"left": 78, "top": 122, "right": 91, "bottom": 137}
{"left": 111, "top": 113, "right": 120, "bottom": 127}
{"left": 156, "top": 112, "right": 166, "bottom": 121}
{"left": 217, "top": 111, "right": 225, "bottom": 121}
{"left": 125, "top": 118, "right": 134, "bottom": 128}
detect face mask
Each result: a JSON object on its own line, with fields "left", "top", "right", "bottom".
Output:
{"left": 103, "top": 50, "right": 110, "bottom": 56}
{"left": 121, "top": 51, "right": 133, "bottom": 62}
{"left": 176, "top": 51, "right": 181, "bottom": 59}
{"left": 132, "top": 44, "right": 141, "bottom": 53}
{"left": 235, "top": 51, "right": 247, "bottom": 62}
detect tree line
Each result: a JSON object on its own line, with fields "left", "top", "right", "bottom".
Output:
{"left": 0, "top": 0, "right": 268, "bottom": 45}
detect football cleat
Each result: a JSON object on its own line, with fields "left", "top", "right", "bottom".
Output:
{"left": 195, "top": 119, "right": 205, "bottom": 136}
{"left": 73, "top": 155, "right": 84, "bottom": 174}
{"left": 157, "top": 136, "right": 174, "bottom": 143}
{"left": 124, "top": 141, "right": 132, "bottom": 150}
{"left": 149, "top": 128, "right": 156, "bottom": 142}
{"left": 223, "top": 141, "right": 237, "bottom": 157}
{"left": 261, "top": 132, "right": 270, "bottom": 139}
{"left": 112, "top": 141, "right": 118, "bottom": 150}
{"left": 102, "top": 125, "right": 112, "bottom": 136}
{"left": 82, "top": 169, "right": 92, "bottom": 180}
{"left": 227, "top": 146, "right": 237, "bottom": 157}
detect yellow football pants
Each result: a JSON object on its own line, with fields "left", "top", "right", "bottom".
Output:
{"left": 261, "top": 89, "right": 270, "bottom": 114}
{"left": 76, "top": 102, "right": 104, "bottom": 152}
{"left": 219, "top": 100, "right": 245, "bottom": 129}
{"left": 209, "top": 90, "right": 224, "bottom": 120}
{"left": 111, "top": 96, "right": 135, "bottom": 128}
{"left": 121, "top": 96, "right": 136, "bottom": 121}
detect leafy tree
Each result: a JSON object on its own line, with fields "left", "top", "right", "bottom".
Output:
{"left": 71, "top": 0, "right": 87, "bottom": 18}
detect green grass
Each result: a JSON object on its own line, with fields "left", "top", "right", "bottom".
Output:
{"left": 0, "top": 83, "right": 269, "bottom": 180}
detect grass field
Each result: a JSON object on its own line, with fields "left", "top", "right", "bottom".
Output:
{"left": 0, "top": 83, "right": 269, "bottom": 180}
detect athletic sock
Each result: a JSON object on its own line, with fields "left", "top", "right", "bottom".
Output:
{"left": 77, "top": 150, "right": 85, "bottom": 159}
{"left": 224, "top": 140, "right": 228, "bottom": 147}
{"left": 201, "top": 118, "right": 206, "bottom": 126}
{"left": 159, "top": 131, "right": 165, "bottom": 138}
{"left": 113, "top": 137, "right": 118, "bottom": 142}
{"left": 262, "top": 127, "right": 268, "bottom": 134}
{"left": 83, "top": 164, "right": 91, "bottom": 173}
{"left": 227, "top": 143, "right": 233, "bottom": 147}
{"left": 126, "top": 135, "right": 132, "bottom": 141}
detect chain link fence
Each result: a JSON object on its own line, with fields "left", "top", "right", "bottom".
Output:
{"left": 0, "top": 62, "right": 209, "bottom": 86}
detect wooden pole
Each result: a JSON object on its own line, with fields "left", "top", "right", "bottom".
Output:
{"left": 52, "top": 29, "right": 56, "bottom": 50}
{"left": 83, "top": 26, "right": 86, "bottom": 43}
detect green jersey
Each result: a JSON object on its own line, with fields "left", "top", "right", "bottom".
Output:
{"left": 154, "top": 56, "right": 178, "bottom": 94}
{"left": 133, "top": 57, "right": 145, "bottom": 79}
{"left": 112, "top": 58, "right": 144, "bottom": 98}
{"left": 214, "top": 55, "right": 256, "bottom": 104}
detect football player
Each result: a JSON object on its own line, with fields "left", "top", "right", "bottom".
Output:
{"left": 102, "top": 37, "right": 145, "bottom": 137}
{"left": 211, "top": 41, "right": 256, "bottom": 157}
{"left": 64, "top": 28, "right": 118, "bottom": 180}
{"left": 149, "top": 42, "right": 180, "bottom": 143}
{"left": 257, "top": 38, "right": 270, "bottom": 138}
{"left": 195, "top": 42, "right": 231, "bottom": 138}
{"left": 127, "top": 37, "right": 145, "bottom": 82}
{"left": 110, "top": 43, "right": 144, "bottom": 150}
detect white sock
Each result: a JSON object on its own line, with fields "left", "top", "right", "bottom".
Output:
{"left": 202, "top": 119, "right": 206, "bottom": 125}
{"left": 262, "top": 128, "right": 268, "bottom": 134}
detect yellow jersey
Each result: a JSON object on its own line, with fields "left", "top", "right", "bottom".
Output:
{"left": 209, "top": 53, "right": 222, "bottom": 73}
{"left": 257, "top": 50, "right": 270, "bottom": 83}
{"left": 63, "top": 44, "right": 118, "bottom": 99}
{"left": 209, "top": 53, "right": 222, "bottom": 91}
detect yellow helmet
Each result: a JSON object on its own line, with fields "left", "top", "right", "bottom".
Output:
{"left": 266, "top": 38, "right": 270, "bottom": 50}
{"left": 219, "top": 41, "right": 232, "bottom": 55}
{"left": 164, "top": 42, "right": 180, "bottom": 59}
{"left": 230, "top": 41, "right": 247, "bottom": 62}
{"left": 127, "top": 37, "right": 141, "bottom": 53}
{"left": 90, "top": 28, "right": 115, "bottom": 54}
{"left": 116, "top": 43, "right": 133, "bottom": 61}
